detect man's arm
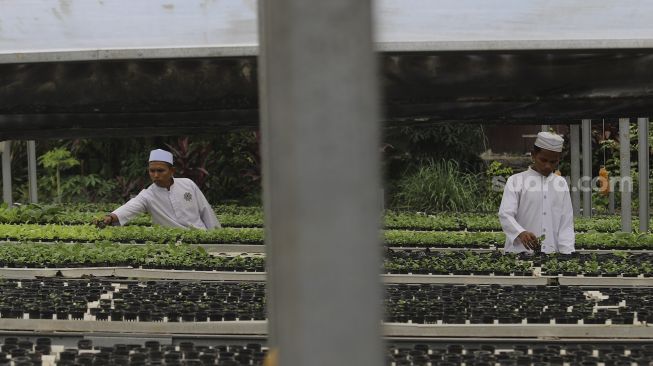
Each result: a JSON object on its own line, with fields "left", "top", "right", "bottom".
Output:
{"left": 194, "top": 185, "right": 221, "bottom": 229}
{"left": 498, "top": 176, "right": 532, "bottom": 248}
{"left": 557, "top": 187, "right": 575, "bottom": 254}
{"left": 110, "top": 191, "right": 148, "bottom": 226}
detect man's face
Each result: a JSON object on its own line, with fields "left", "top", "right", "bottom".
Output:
{"left": 532, "top": 149, "right": 561, "bottom": 176}
{"left": 148, "top": 161, "right": 175, "bottom": 187}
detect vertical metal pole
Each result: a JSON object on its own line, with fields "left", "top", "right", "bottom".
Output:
{"left": 570, "top": 124, "right": 581, "bottom": 217}
{"left": 638, "top": 118, "right": 649, "bottom": 232}
{"left": 581, "top": 119, "right": 592, "bottom": 217}
{"left": 609, "top": 190, "right": 615, "bottom": 214}
{"left": 27, "top": 140, "right": 38, "bottom": 204}
{"left": 1, "top": 141, "right": 12, "bottom": 206}
{"left": 258, "top": 1, "right": 382, "bottom": 365}
{"left": 619, "top": 118, "right": 632, "bottom": 232}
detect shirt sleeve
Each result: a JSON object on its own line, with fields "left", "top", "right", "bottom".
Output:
{"left": 112, "top": 191, "right": 148, "bottom": 226}
{"left": 194, "top": 184, "right": 221, "bottom": 229}
{"left": 498, "top": 176, "right": 526, "bottom": 245}
{"left": 557, "top": 186, "right": 575, "bottom": 254}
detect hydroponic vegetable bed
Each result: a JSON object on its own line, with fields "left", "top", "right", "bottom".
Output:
{"left": 0, "top": 204, "right": 651, "bottom": 362}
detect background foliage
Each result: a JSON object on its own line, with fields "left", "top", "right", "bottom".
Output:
{"left": 4, "top": 121, "right": 647, "bottom": 214}
{"left": 6, "top": 131, "right": 261, "bottom": 205}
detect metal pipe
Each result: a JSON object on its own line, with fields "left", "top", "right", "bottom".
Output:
{"left": 27, "top": 140, "right": 38, "bottom": 203}
{"left": 581, "top": 119, "right": 592, "bottom": 217}
{"left": 619, "top": 118, "right": 632, "bottom": 232}
{"left": 1, "top": 141, "right": 11, "bottom": 206}
{"left": 569, "top": 125, "right": 581, "bottom": 217}
{"left": 638, "top": 117, "right": 649, "bottom": 232}
{"left": 258, "top": 1, "right": 382, "bottom": 365}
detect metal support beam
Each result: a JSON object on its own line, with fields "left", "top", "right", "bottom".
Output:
{"left": 609, "top": 191, "right": 615, "bottom": 214}
{"left": 569, "top": 125, "right": 580, "bottom": 217}
{"left": 619, "top": 118, "right": 632, "bottom": 232}
{"left": 638, "top": 118, "right": 650, "bottom": 232}
{"left": 258, "top": 1, "right": 382, "bottom": 366}
{"left": 26, "top": 141, "right": 38, "bottom": 204}
{"left": 581, "top": 119, "right": 592, "bottom": 218}
{"left": 1, "top": 141, "right": 11, "bottom": 206}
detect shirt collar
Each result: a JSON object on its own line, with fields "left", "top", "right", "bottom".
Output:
{"left": 152, "top": 178, "right": 175, "bottom": 191}
{"left": 527, "top": 166, "right": 555, "bottom": 181}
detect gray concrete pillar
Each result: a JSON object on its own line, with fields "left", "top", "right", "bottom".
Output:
{"left": 570, "top": 124, "right": 581, "bottom": 217}
{"left": 638, "top": 118, "right": 649, "bottom": 232}
{"left": 619, "top": 118, "right": 632, "bottom": 232}
{"left": 258, "top": 1, "right": 382, "bottom": 365}
{"left": 581, "top": 119, "right": 592, "bottom": 217}
{"left": 27, "top": 140, "right": 38, "bottom": 203}
{"left": 1, "top": 141, "right": 11, "bottom": 205}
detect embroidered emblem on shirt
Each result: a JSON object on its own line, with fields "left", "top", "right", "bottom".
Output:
{"left": 184, "top": 192, "right": 192, "bottom": 201}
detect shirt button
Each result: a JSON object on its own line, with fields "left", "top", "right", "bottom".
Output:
{"left": 543, "top": 212, "right": 547, "bottom": 216}
{"left": 544, "top": 195, "right": 547, "bottom": 199}
{"left": 543, "top": 228, "right": 546, "bottom": 232}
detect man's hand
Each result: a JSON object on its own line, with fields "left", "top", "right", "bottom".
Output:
{"left": 517, "top": 231, "right": 540, "bottom": 250}
{"left": 94, "top": 214, "right": 116, "bottom": 229}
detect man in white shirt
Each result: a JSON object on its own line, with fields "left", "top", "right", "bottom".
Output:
{"left": 498, "top": 132, "right": 574, "bottom": 254}
{"left": 97, "top": 149, "right": 221, "bottom": 230}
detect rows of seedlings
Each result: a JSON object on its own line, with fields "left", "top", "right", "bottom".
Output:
{"left": 0, "top": 279, "right": 265, "bottom": 323}
{"left": 384, "top": 250, "right": 653, "bottom": 277}
{"left": 2, "top": 223, "right": 653, "bottom": 250}
{"left": 385, "top": 284, "right": 653, "bottom": 325}
{"left": 0, "top": 244, "right": 652, "bottom": 280}
{"left": 0, "top": 279, "right": 651, "bottom": 328}
{"left": 2, "top": 336, "right": 653, "bottom": 366}
{"left": 0, "top": 243, "right": 653, "bottom": 279}
{"left": 1, "top": 204, "right": 651, "bottom": 360}
{"left": 3, "top": 203, "right": 651, "bottom": 233}
{"left": 384, "top": 341, "right": 653, "bottom": 366}
{"left": 0, "top": 337, "right": 269, "bottom": 366}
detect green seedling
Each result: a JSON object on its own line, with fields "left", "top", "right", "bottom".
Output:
{"left": 533, "top": 235, "right": 545, "bottom": 254}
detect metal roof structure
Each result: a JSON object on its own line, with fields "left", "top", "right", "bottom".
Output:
{"left": 2, "top": 0, "right": 653, "bottom": 138}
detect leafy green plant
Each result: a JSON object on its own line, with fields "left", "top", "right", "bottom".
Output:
{"left": 483, "top": 161, "right": 514, "bottom": 210}
{"left": 38, "top": 147, "right": 80, "bottom": 203}
{"left": 392, "top": 160, "right": 489, "bottom": 212}
{"left": 166, "top": 137, "right": 213, "bottom": 190}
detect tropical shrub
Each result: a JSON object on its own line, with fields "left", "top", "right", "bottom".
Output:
{"left": 391, "top": 160, "right": 490, "bottom": 212}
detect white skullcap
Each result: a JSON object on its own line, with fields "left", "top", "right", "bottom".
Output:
{"left": 534, "top": 132, "right": 564, "bottom": 152}
{"left": 149, "top": 149, "right": 174, "bottom": 165}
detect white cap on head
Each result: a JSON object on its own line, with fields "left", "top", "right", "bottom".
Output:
{"left": 534, "top": 132, "right": 564, "bottom": 152}
{"left": 149, "top": 149, "right": 174, "bottom": 165}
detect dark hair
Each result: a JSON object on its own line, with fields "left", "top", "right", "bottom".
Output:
{"left": 533, "top": 145, "right": 542, "bottom": 154}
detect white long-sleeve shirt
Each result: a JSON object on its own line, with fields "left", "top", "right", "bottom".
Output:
{"left": 113, "top": 178, "right": 220, "bottom": 230}
{"left": 498, "top": 167, "right": 574, "bottom": 254}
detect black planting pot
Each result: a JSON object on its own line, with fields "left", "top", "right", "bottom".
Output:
{"left": 124, "top": 311, "right": 138, "bottom": 321}
{"left": 150, "top": 311, "right": 164, "bottom": 322}
{"left": 10, "top": 348, "right": 26, "bottom": 358}
{"left": 77, "top": 339, "right": 93, "bottom": 350}
{"left": 17, "top": 340, "right": 32, "bottom": 351}
{"left": 0, "top": 345, "right": 15, "bottom": 353}
{"left": 59, "top": 349, "right": 78, "bottom": 362}
{"left": 138, "top": 311, "right": 151, "bottom": 322}
{"left": 195, "top": 311, "right": 208, "bottom": 322}
{"left": 179, "top": 342, "right": 194, "bottom": 352}
{"left": 110, "top": 310, "right": 124, "bottom": 321}
{"left": 70, "top": 308, "right": 85, "bottom": 320}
